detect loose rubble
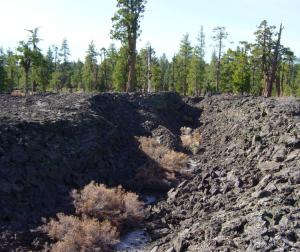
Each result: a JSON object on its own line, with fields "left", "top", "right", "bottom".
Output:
{"left": 146, "top": 95, "right": 300, "bottom": 252}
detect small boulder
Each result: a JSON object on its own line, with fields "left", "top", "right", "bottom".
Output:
{"left": 272, "top": 145, "right": 287, "bottom": 162}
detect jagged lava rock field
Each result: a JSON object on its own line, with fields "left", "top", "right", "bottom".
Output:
{"left": 0, "top": 93, "right": 299, "bottom": 251}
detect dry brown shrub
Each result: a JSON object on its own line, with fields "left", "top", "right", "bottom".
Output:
{"left": 11, "top": 89, "right": 24, "bottom": 97}
{"left": 161, "top": 151, "right": 189, "bottom": 172}
{"left": 42, "top": 183, "right": 145, "bottom": 251}
{"left": 138, "top": 136, "right": 170, "bottom": 161}
{"left": 134, "top": 163, "right": 174, "bottom": 192}
{"left": 180, "top": 127, "right": 201, "bottom": 154}
{"left": 134, "top": 136, "right": 189, "bottom": 191}
{"left": 137, "top": 136, "right": 188, "bottom": 173}
{"left": 71, "top": 182, "right": 144, "bottom": 228}
{"left": 42, "top": 213, "right": 119, "bottom": 252}
{"left": 123, "top": 192, "right": 145, "bottom": 225}
{"left": 180, "top": 134, "right": 193, "bottom": 148}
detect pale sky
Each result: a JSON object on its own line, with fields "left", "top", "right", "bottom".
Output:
{"left": 1, "top": 0, "right": 299, "bottom": 62}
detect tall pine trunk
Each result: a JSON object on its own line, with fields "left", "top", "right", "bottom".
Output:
{"left": 126, "top": 38, "right": 136, "bottom": 92}
{"left": 216, "top": 38, "right": 222, "bottom": 92}
{"left": 24, "top": 69, "right": 29, "bottom": 95}
{"left": 263, "top": 24, "right": 283, "bottom": 97}
{"left": 276, "top": 75, "right": 281, "bottom": 96}
{"left": 147, "top": 46, "right": 152, "bottom": 93}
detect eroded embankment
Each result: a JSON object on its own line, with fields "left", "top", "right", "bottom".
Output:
{"left": 146, "top": 95, "right": 300, "bottom": 252}
{"left": 0, "top": 92, "right": 200, "bottom": 251}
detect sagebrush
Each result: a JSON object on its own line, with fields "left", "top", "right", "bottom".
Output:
{"left": 72, "top": 182, "right": 144, "bottom": 228}
{"left": 180, "top": 127, "right": 201, "bottom": 154}
{"left": 42, "top": 214, "right": 119, "bottom": 252}
{"left": 137, "top": 136, "right": 188, "bottom": 172}
{"left": 42, "top": 182, "right": 144, "bottom": 252}
{"left": 135, "top": 136, "right": 189, "bottom": 190}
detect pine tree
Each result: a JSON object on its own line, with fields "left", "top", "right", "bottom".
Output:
{"left": 46, "top": 47, "right": 55, "bottom": 73}
{"left": 4, "top": 50, "right": 17, "bottom": 92}
{"left": 31, "top": 56, "right": 50, "bottom": 92}
{"left": 178, "top": 33, "right": 193, "bottom": 95}
{"left": 111, "top": 0, "right": 147, "bottom": 92}
{"left": 187, "top": 26, "right": 206, "bottom": 96}
{"left": 206, "top": 51, "right": 218, "bottom": 92}
{"left": 59, "top": 38, "right": 71, "bottom": 91}
{"left": 0, "top": 48, "right": 6, "bottom": 92}
{"left": 232, "top": 47, "right": 251, "bottom": 94}
{"left": 195, "top": 26, "right": 206, "bottom": 59}
{"left": 187, "top": 52, "right": 201, "bottom": 95}
{"left": 136, "top": 47, "right": 148, "bottom": 91}
{"left": 105, "top": 44, "right": 118, "bottom": 90}
{"left": 60, "top": 38, "right": 70, "bottom": 64}
{"left": 159, "top": 54, "right": 170, "bottom": 91}
{"left": 17, "top": 41, "right": 32, "bottom": 94}
{"left": 212, "top": 26, "right": 228, "bottom": 92}
{"left": 99, "top": 48, "right": 108, "bottom": 91}
{"left": 220, "top": 49, "right": 234, "bottom": 93}
{"left": 50, "top": 70, "right": 61, "bottom": 92}
{"left": 83, "top": 41, "right": 98, "bottom": 92}
{"left": 25, "top": 27, "right": 44, "bottom": 92}
{"left": 253, "top": 20, "right": 285, "bottom": 96}
{"left": 17, "top": 31, "right": 44, "bottom": 95}
{"left": 151, "top": 56, "right": 162, "bottom": 91}
{"left": 71, "top": 60, "right": 84, "bottom": 91}
{"left": 41, "top": 47, "right": 55, "bottom": 91}
{"left": 295, "top": 61, "right": 300, "bottom": 96}
{"left": 113, "top": 46, "right": 128, "bottom": 91}
{"left": 248, "top": 44, "right": 263, "bottom": 94}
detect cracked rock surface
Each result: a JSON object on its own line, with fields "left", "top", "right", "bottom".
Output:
{"left": 146, "top": 95, "right": 300, "bottom": 252}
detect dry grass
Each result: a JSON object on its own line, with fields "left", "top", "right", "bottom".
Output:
{"left": 72, "top": 182, "right": 144, "bottom": 228}
{"left": 42, "top": 214, "right": 119, "bottom": 252}
{"left": 180, "top": 127, "right": 201, "bottom": 154}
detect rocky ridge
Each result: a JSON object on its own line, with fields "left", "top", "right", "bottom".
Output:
{"left": 146, "top": 95, "right": 300, "bottom": 252}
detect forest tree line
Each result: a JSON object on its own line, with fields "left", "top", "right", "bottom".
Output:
{"left": 0, "top": 20, "right": 300, "bottom": 96}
